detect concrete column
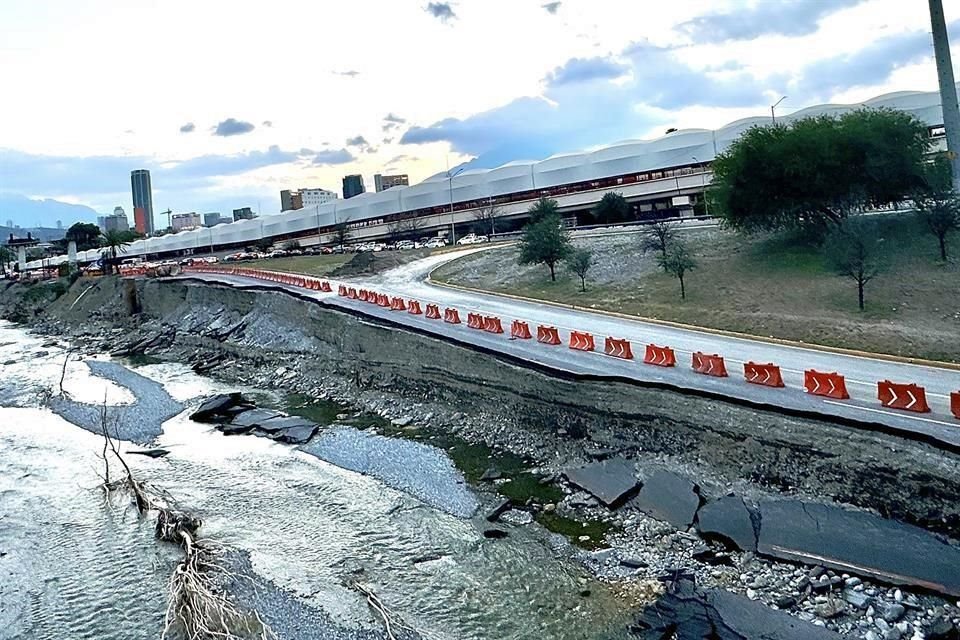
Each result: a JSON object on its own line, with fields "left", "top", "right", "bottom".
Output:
{"left": 17, "top": 246, "right": 26, "bottom": 272}
{"left": 68, "top": 240, "right": 77, "bottom": 265}
{"left": 929, "top": 0, "right": 960, "bottom": 191}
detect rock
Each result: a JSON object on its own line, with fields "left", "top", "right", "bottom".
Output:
{"left": 691, "top": 545, "right": 735, "bottom": 566}
{"left": 633, "top": 579, "right": 841, "bottom": 639}
{"left": 391, "top": 417, "right": 412, "bottom": 427}
{"left": 757, "top": 499, "right": 960, "bottom": 598}
{"left": 843, "top": 589, "right": 873, "bottom": 609}
{"left": 633, "top": 471, "right": 701, "bottom": 529}
{"left": 563, "top": 457, "right": 639, "bottom": 508}
{"left": 814, "top": 600, "right": 846, "bottom": 619}
{"left": 696, "top": 495, "right": 758, "bottom": 552}
{"left": 579, "top": 589, "right": 591, "bottom": 597}
{"left": 878, "top": 603, "right": 906, "bottom": 623}
{"left": 775, "top": 595, "right": 797, "bottom": 610}
{"left": 619, "top": 556, "right": 648, "bottom": 569}
{"left": 926, "top": 616, "right": 960, "bottom": 640}
{"left": 483, "top": 529, "right": 508, "bottom": 539}
{"left": 578, "top": 535, "right": 591, "bottom": 542}
{"left": 190, "top": 392, "right": 247, "bottom": 423}
{"left": 498, "top": 509, "right": 534, "bottom": 526}
{"left": 484, "top": 499, "right": 512, "bottom": 523}
{"left": 543, "top": 503, "right": 556, "bottom": 513}
{"left": 2, "top": 360, "right": 15, "bottom": 366}
{"left": 568, "top": 491, "right": 598, "bottom": 508}
{"left": 127, "top": 448, "right": 170, "bottom": 459}
{"left": 479, "top": 468, "right": 502, "bottom": 481}
{"left": 811, "top": 576, "right": 842, "bottom": 594}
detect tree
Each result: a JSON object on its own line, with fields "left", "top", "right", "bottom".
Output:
{"left": 823, "top": 216, "right": 884, "bottom": 311}
{"left": 528, "top": 197, "right": 560, "bottom": 224}
{"left": 333, "top": 222, "right": 351, "bottom": 248}
{"left": 658, "top": 240, "right": 696, "bottom": 300}
{"left": 592, "top": 192, "right": 630, "bottom": 225}
{"left": 282, "top": 239, "right": 301, "bottom": 251}
{"left": 915, "top": 190, "right": 960, "bottom": 261}
{"left": 472, "top": 201, "right": 505, "bottom": 235}
{"left": 387, "top": 215, "right": 425, "bottom": 242}
{"left": 0, "top": 245, "right": 13, "bottom": 276}
{"left": 65, "top": 222, "right": 102, "bottom": 251}
{"left": 101, "top": 229, "right": 130, "bottom": 274}
{"left": 566, "top": 248, "right": 593, "bottom": 292}
{"left": 518, "top": 213, "right": 571, "bottom": 281}
{"left": 640, "top": 219, "right": 675, "bottom": 257}
{"left": 710, "top": 109, "right": 930, "bottom": 234}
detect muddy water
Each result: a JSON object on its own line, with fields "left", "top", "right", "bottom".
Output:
{"left": 0, "top": 321, "right": 634, "bottom": 640}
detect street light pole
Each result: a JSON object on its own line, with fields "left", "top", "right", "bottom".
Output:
{"left": 446, "top": 167, "right": 466, "bottom": 245}
{"left": 929, "top": 0, "right": 960, "bottom": 191}
{"left": 771, "top": 96, "right": 787, "bottom": 125}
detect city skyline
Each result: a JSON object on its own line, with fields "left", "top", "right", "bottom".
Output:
{"left": 1, "top": 0, "right": 959, "bottom": 228}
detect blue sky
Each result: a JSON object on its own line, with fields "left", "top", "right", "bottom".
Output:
{"left": 0, "top": 0, "right": 957, "bottom": 228}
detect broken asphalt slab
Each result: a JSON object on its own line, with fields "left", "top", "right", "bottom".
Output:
{"left": 563, "top": 456, "right": 640, "bottom": 508}
{"left": 632, "top": 470, "right": 701, "bottom": 529}
{"left": 697, "top": 495, "right": 759, "bottom": 552}
{"left": 189, "top": 392, "right": 250, "bottom": 422}
{"left": 757, "top": 500, "right": 960, "bottom": 598}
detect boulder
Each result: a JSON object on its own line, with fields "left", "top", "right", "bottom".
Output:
{"left": 563, "top": 456, "right": 639, "bottom": 508}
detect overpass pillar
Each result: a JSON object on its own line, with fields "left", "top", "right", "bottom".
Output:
{"left": 17, "top": 246, "right": 26, "bottom": 272}
{"left": 68, "top": 240, "right": 77, "bottom": 266}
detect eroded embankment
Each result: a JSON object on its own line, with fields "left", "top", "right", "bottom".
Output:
{"left": 18, "top": 275, "right": 960, "bottom": 539}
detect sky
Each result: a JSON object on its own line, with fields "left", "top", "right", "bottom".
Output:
{"left": 0, "top": 0, "right": 958, "bottom": 228}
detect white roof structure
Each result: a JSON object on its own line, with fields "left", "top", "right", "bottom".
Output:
{"left": 31, "top": 86, "right": 953, "bottom": 268}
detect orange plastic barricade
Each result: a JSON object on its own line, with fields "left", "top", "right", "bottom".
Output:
{"left": 444, "top": 308, "right": 461, "bottom": 324}
{"left": 510, "top": 320, "right": 532, "bottom": 339}
{"left": 743, "top": 362, "right": 785, "bottom": 388}
{"left": 483, "top": 316, "right": 504, "bottom": 334}
{"left": 643, "top": 344, "right": 676, "bottom": 367}
{"left": 803, "top": 370, "right": 849, "bottom": 399}
{"left": 467, "top": 312, "right": 484, "bottom": 329}
{"left": 425, "top": 304, "right": 441, "bottom": 319}
{"left": 537, "top": 325, "right": 561, "bottom": 345}
{"left": 390, "top": 296, "right": 406, "bottom": 311}
{"left": 604, "top": 337, "right": 634, "bottom": 360}
{"left": 408, "top": 300, "right": 423, "bottom": 315}
{"left": 347, "top": 287, "right": 358, "bottom": 299}
{"left": 338, "top": 285, "right": 348, "bottom": 296}
{"left": 378, "top": 294, "right": 391, "bottom": 308}
{"left": 952, "top": 392, "right": 960, "bottom": 420}
{"left": 569, "top": 331, "right": 595, "bottom": 352}
{"left": 320, "top": 281, "right": 332, "bottom": 292}
{"left": 358, "top": 290, "right": 369, "bottom": 302}
{"left": 692, "top": 352, "right": 728, "bottom": 377}
{"left": 878, "top": 380, "right": 930, "bottom": 413}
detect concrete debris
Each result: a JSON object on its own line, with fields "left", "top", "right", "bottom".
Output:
{"left": 563, "top": 456, "right": 639, "bottom": 508}
{"left": 632, "top": 471, "right": 701, "bottom": 529}
{"left": 696, "top": 495, "right": 758, "bottom": 552}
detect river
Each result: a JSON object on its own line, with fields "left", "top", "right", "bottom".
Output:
{"left": 0, "top": 320, "right": 635, "bottom": 639}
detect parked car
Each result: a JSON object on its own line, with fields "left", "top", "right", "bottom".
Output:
{"left": 456, "top": 234, "right": 479, "bottom": 245}
{"left": 396, "top": 240, "right": 415, "bottom": 251}
{"left": 268, "top": 249, "right": 288, "bottom": 258}
{"left": 425, "top": 237, "right": 447, "bottom": 249}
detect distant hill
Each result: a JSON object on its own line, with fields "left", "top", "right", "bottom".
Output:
{"left": 0, "top": 225, "right": 66, "bottom": 242}
{"left": 0, "top": 194, "right": 98, "bottom": 229}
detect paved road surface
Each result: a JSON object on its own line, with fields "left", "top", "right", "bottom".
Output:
{"left": 178, "top": 248, "right": 960, "bottom": 450}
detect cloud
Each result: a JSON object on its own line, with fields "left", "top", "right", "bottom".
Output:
{"left": 542, "top": 2, "right": 561, "bottom": 14}
{"left": 678, "top": 0, "right": 865, "bottom": 43}
{"left": 346, "top": 135, "right": 369, "bottom": 147}
{"left": 179, "top": 122, "right": 196, "bottom": 133}
{"left": 383, "top": 112, "right": 407, "bottom": 132}
{"left": 262, "top": 120, "right": 273, "bottom": 127}
{"left": 382, "top": 137, "right": 394, "bottom": 144}
{"left": 334, "top": 70, "right": 360, "bottom": 77}
{"left": 425, "top": 2, "right": 455, "bottom": 23}
{"left": 313, "top": 148, "right": 355, "bottom": 165}
{"left": 544, "top": 56, "right": 629, "bottom": 87}
{"left": 213, "top": 118, "right": 256, "bottom": 137}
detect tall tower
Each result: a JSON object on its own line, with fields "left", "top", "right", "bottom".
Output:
{"left": 131, "top": 169, "right": 155, "bottom": 234}
{"left": 929, "top": 0, "right": 960, "bottom": 190}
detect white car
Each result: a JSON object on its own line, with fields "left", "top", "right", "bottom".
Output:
{"left": 425, "top": 238, "right": 447, "bottom": 248}
{"left": 457, "top": 234, "right": 478, "bottom": 246}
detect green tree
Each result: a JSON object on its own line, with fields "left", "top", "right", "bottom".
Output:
{"left": 65, "top": 222, "right": 102, "bottom": 251}
{"left": 823, "top": 217, "right": 884, "bottom": 311}
{"left": 658, "top": 240, "right": 696, "bottom": 300}
{"left": 519, "top": 213, "right": 571, "bottom": 281}
{"left": 915, "top": 190, "right": 960, "bottom": 261}
{"left": 710, "top": 109, "right": 930, "bottom": 234}
{"left": 592, "top": 192, "right": 630, "bottom": 225}
{"left": 333, "top": 222, "right": 351, "bottom": 248}
{"left": 640, "top": 219, "right": 675, "bottom": 257}
{"left": 527, "top": 197, "right": 560, "bottom": 224}
{"left": 101, "top": 229, "right": 131, "bottom": 274}
{"left": 566, "top": 248, "right": 593, "bottom": 292}
{"left": 0, "top": 245, "right": 13, "bottom": 276}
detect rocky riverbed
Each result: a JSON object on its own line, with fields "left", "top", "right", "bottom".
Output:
{"left": 4, "top": 275, "right": 960, "bottom": 638}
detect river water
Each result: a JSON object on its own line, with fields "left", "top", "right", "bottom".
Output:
{"left": 0, "top": 320, "right": 635, "bottom": 640}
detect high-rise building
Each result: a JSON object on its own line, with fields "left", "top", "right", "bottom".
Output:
{"left": 301, "top": 188, "right": 338, "bottom": 207}
{"left": 171, "top": 212, "right": 202, "bottom": 231}
{"left": 342, "top": 174, "right": 365, "bottom": 199}
{"left": 203, "top": 212, "right": 228, "bottom": 227}
{"left": 232, "top": 207, "right": 256, "bottom": 222}
{"left": 56, "top": 220, "right": 63, "bottom": 230}
{"left": 102, "top": 206, "right": 130, "bottom": 233}
{"left": 280, "top": 190, "right": 303, "bottom": 211}
{"left": 374, "top": 174, "right": 409, "bottom": 192}
{"left": 131, "top": 169, "right": 155, "bottom": 235}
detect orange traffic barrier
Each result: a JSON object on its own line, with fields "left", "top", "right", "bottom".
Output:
{"left": 878, "top": 380, "right": 930, "bottom": 413}
{"left": 408, "top": 300, "right": 423, "bottom": 315}
{"left": 692, "top": 352, "right": 728, "bottom": 377}
{"left": 358, "top": 290, "right": 369, "bottom": 302}
{"left": 803, "top": 370, "right": 849, "bottom": 399}
{"left": 483, "top": 316, "right": 504, "bottom": 334}
{"left": 378, "top": 294, "right": 391, "bottom": 308}
{"left": 510, "top": 320, "right": 532, "bottom": 339}
{"left": 537, "top": 325, "right": 561, "bottom": 345}
{"left": 338, "top": 285, "right": 347, "bottom": 296}
{"left": 390, "top": 296, "right": 406, "bottom": 311}
{"left": 320, "top": 281, "right": 332, "bottom": 292}
{"left": 952, "top": 392, "right": 960, "bottom": 420}
{"left": 467, "top": 312, "right": 484, "bottom": 329}
{"left": 569, "top": 331, "right": 595, "bottom": 351}
{"left": 743, "top": 362, "right": 785, "bottom": 388}
{"left": 425, "top": 304, "right": 441, "bottom": 319}
{"left": 347, "top": 287, "right": 358, "bottom": 299}
{"left": 604, "top": 337, "right": 634, "bottom": 359}
{"left": 643, "top": 344, "right": 676, "bottom": 367}
{"left": 444, "top": 308, "right": 461, "bottom": 324}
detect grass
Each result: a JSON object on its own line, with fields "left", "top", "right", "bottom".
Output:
{"left": 433, "top": 215, "right": 960, "bottom": 363}
{"left": 281, "top": 392, "right": 349, "bottom": 426}
{"left": 243, "top": 254, "right": 352, "bottom": 276}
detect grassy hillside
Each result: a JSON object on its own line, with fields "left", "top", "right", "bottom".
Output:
{"left": 432, "top": 216, "right": 960, "bottom": 362}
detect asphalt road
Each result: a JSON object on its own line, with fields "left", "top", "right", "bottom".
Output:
{"left": 179, "top": 249, "right": 960, "bottom": 450}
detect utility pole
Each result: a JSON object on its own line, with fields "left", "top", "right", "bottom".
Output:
{"left": 930, "top": 0, "right": 960, "bottom": 191}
